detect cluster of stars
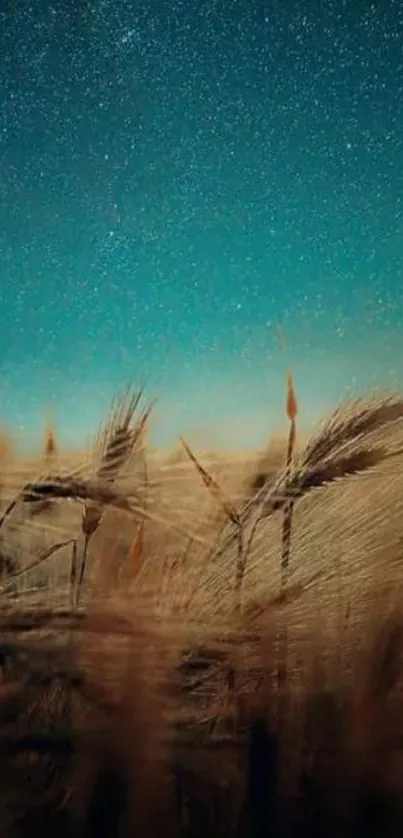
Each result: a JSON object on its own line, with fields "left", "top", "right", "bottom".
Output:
{"left": 0, "top": 0, "right": 402, "bottom": 442}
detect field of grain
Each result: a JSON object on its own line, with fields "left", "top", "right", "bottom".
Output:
{"left": 1, "top": 381, "right": 403, "bottom": 837}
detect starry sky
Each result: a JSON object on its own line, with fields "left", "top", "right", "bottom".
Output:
{"left": 0, "top": 0, "right": 402, "bottom": 450}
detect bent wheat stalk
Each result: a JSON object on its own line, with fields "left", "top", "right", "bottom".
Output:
{"left": 245, "top": 392, "right": 403, "bottom": 518}
{"left": 179, "top": 437, "right": 241, "bottom": 527}
{"left": 179, "top": 437, "right": 245, "bottom": 614}
{"left": 215, "top": 393, "right": 403, "bottom": 570}
{"left": 22, "top": 477, "right": 137, "bottom": 508}
{"left": 302, "top": 391, "right": 403, "bottom": 469}
{"left": 0, "top": 538, "right": 75, "bottom": 590}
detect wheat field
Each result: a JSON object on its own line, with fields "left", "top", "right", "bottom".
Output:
{"left": 0, "top": 381, "right": 403, "bottom": 837}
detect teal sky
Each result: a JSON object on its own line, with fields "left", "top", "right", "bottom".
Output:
{"left": 0, "top": 0, "right": 402, "bottom": 450}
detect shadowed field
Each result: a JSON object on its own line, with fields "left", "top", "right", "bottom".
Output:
{"left": 1, "top": 384, "right": 403, "bottom": 836}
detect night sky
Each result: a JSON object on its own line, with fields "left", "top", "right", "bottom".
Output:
{"left": 1, "top": 0, "right": 402, "bottom": 449}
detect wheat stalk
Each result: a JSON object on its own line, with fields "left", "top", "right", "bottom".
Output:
{"left": 214, "top": 393, "right": 403, "bottom": 571}
{"left": 245, "top": 393, "right": 403, "bottom": 518}
{"left": 253, "top": 394, "right": 403, "bottom": 522}
{"left": 73, "top": 387, "right": 153, "bottom": 606}
{"left": 277, "top": 371, "right": 298, "bottom": 698}
{"left": 179, "top": 437, "right": 241, "bottom": 527}
{"left": 25, "top": 476, "right": 136, "bottom": 505}
{"left": 95, "top": 387, "right": 151, "bottom": 484}
{"left": 261, "top": 444, "right": 394, "bottom": 518}
{"left": 280, "top": 370, "right": 298, "bottom": 582}
{"left": 301, "top": 392, "right": 403, "bottom": 469}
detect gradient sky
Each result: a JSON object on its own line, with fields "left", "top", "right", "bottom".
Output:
{"left": 0, "top": 0, "right": 402, "bottom": 450}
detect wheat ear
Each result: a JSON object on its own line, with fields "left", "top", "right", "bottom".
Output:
{"left": 75, "top": 387, "right": 153, "bottom": 605}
